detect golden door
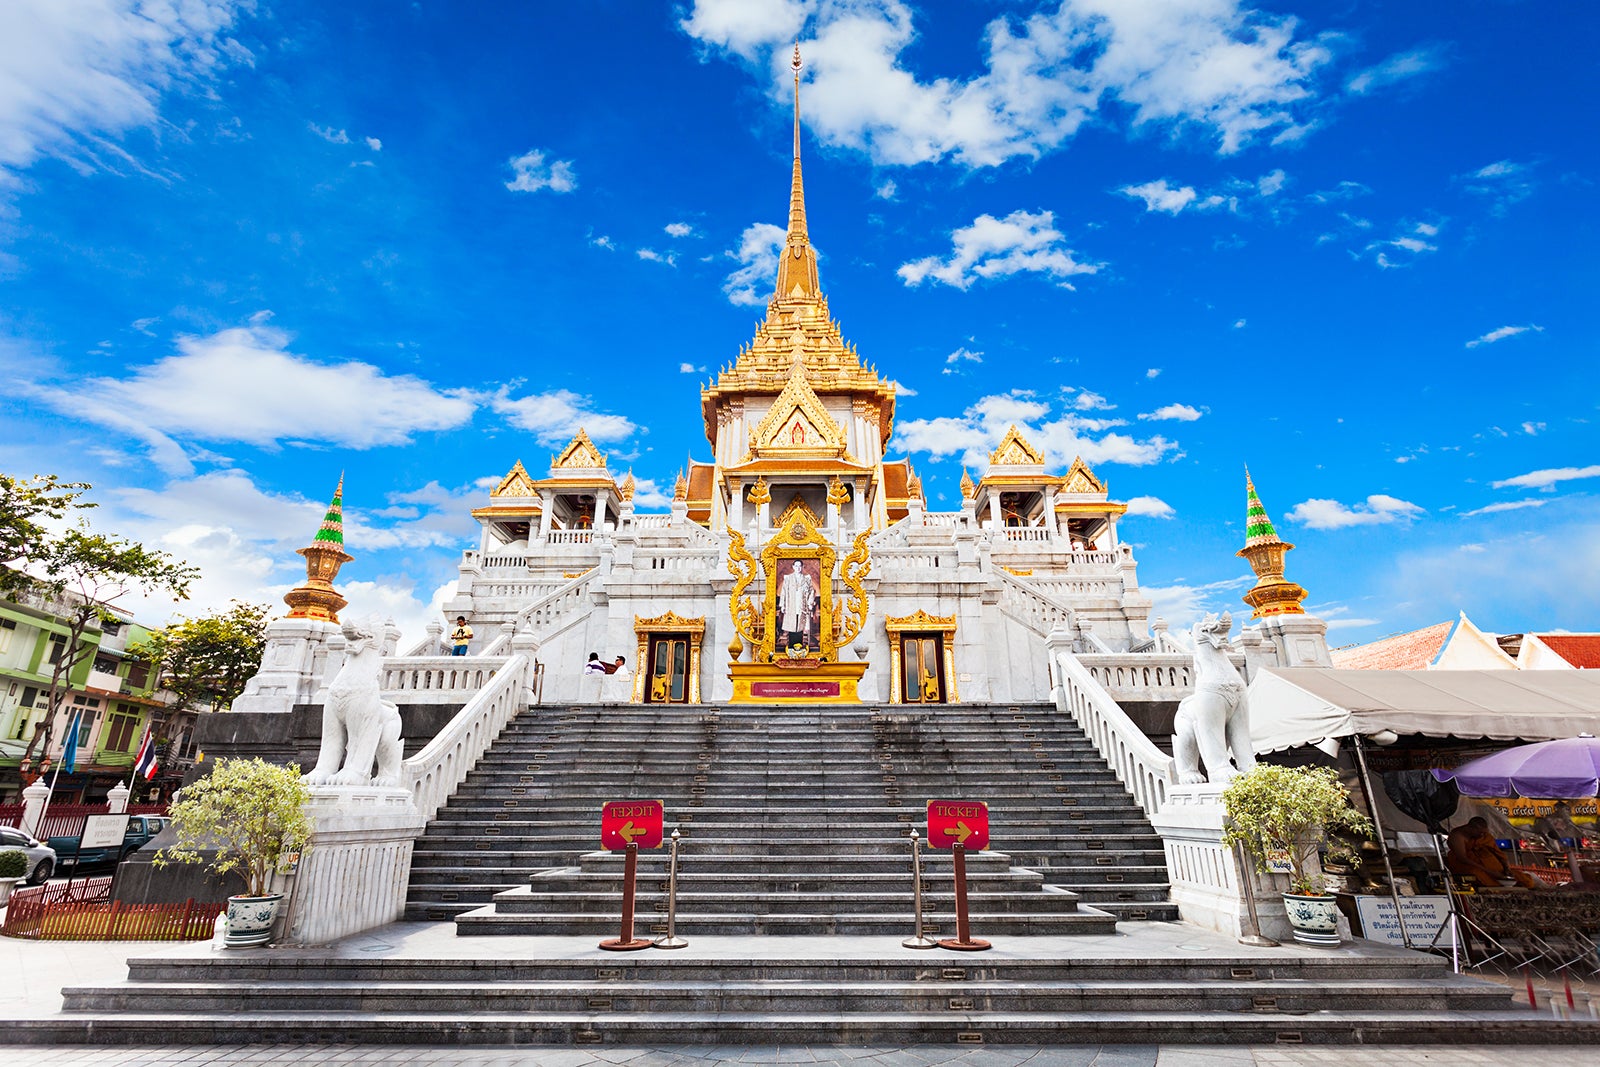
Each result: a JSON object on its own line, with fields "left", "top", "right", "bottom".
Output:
{"left": 647, "top": 634, "right": 691, "bottom": 704}
{"left": 900, "top": 634, "right": 945, "bottom": 704}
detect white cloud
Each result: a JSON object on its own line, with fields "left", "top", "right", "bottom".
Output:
{"left": 636, "top": 248, "right": 678, "bottom": 266}
{"left": 1138, "top": 404, "right": 1203, "bottom": 422}
{"left": 723, "top": 221, "right": 786, "bottom": 306}
{"left": 310, "top": 123, "right": 350, "bottom": 145}
{"left": 945, "top": 347, "right": 983, "bottom": 365}
{"left": 1463, "top": 499, "right": 1550, "bottom": 518}
{"left": 1308, "top": 180, "right": 1370, "bottom": 204}
{"left": 1285, "top": 494, "right": 1425, "bottom": 529}
{"left": 590, "top": 234, "right": 617, "bottom": 251}
{"left": 1232, "top": 318, "right": 1247, "bottom": 329}
{"left": 489, "top": 387, "right": 635, "bottom": 447}
{"left": 898, "top": 210, "right": 1098, "bottom": 290}
{"left": 1459, "top": 159, "right": 1535, "bottom": 215}
{"left": 1120, "top": 179, "right": 1201, "bottom": 214}
{"left": 1346, "top": 46, "right": 1446, "bottom": 95}
{"left": 1491, "top": 465, "right": 1600, "bottom": 491}
{"left": 893, "top": 389, "right": 1179, "bottom": 471}
{"left": 1068, "top": 388, "right": 1113, "bottom": 411}
{"left": 875, "top": 179, "right": 898, "bottom": 200}
{"left": 679, "top": 362, "right": 707, "bottom": 374}
{"left": 1521, "top": 422, "right": 1546, "bottom": 436}
{"left": 665, "top": 222, "right": 694, "bottom": 238}
{"left": 682, "top": 0, "right": 1334, "bottom": 166}
{"left": 30, "top": 320, "right": 477, "bottom": 475}
{"left": 1144, "top": 576, "right": 1253, "bottom": 630}
{"left": 0, "top": 0, "right": 254, "bottom": 184}
{"left": 629, "top": 477, "right": 676, "bottom": 511}
{"left": 1145, "top": 368, "right": 1162, "bottom": 379}
{"left": 504, "top": 149, "right": 577, "bottom": 193}
{"left": 887, "top": 379, "right": 917, "bottom": 397}
{"left": 1366, "top": 220, "right": 1440, "bottom": 268}
{"left": 1125, "top": 496, "right": 1175, "bottom": 519}
{"left": 1257, "top": 169, "right": 1286, "bottom": 196}
{"left": 365, "top": 136, "right": 382, "bottom": 152}
{"left": 1465, "top": 323, "right": 1543, "bottom": 348}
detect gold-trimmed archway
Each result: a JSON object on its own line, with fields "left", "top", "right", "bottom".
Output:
{"left": 632, "top": 611, "right": 706, "bottom": 704}
{"left": 885, "top": 610, "right": 958, "bottom": 704}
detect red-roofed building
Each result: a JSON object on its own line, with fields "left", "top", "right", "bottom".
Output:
{"left": 1330, "top": 621, "right": 1453, "bottom": 670}
{"left": 1521, "top": 634, "right": 1600, "bottom": 670}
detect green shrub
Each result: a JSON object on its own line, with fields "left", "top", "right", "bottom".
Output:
{"left": 155, "top": 758, "right": 312, "bottom": 897}
{"left": 0, "top": 848, "right": 27, "bottom": 879}
{"left": 1222, "top": 763, "right": 1373, "bottom": 896}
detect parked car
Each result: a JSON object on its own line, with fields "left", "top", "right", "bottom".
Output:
{"left": 47, "top": 815, "right": 169, "bottom": 871}
{"left": 0, "top": 825, "right": 57, "bottom": 884}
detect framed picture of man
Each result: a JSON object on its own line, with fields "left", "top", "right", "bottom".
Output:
{"left": 775, "top": 555, "right": 824, "bottom": 654}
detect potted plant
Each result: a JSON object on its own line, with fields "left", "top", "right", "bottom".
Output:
{"left": 0, "top": 848, "right": 26, "bottom": 906}
{"left": 1222, "top": 763, "right": 1373, "bottom": 946}
{"left": 155, "top": 757, "right": 312, "bottom": 947}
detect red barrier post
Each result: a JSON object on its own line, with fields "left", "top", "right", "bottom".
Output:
{"left": 938, "top": 844, "right": 990, "bottom": 951}
{"left": 599, "top": 843, "right": 652, "bottom": 951}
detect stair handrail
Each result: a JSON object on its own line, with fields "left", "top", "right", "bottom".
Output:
{"left": 512, "top": 567, "right": 598, "bottom": 639}
{"left": 1046, "top": 629, "right": 1174, "bottom": 818}
{"left": 402, "top": 649, "right": 531, "bottom": 823}
{"left": 994, "top": 567, "right": 1075, "bottom": 636}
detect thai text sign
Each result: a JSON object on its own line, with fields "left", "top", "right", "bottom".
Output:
{"left": 1353, "top": 894, "right": 1450, "bottom": 947}
{"left": 927, "top": 799, "right": 989, "bottom": 851}
{"left": 751, "top": 681, "right": 839, "bottom": 699}
{"left": 80, "top": 813, "right": 131, "bottom": 850}
{"left": 601, "top": 800, "right": 663, "bottom": 851}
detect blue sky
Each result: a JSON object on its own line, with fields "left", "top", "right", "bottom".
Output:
{"left": 0, "top": 0, "right": 1594, "bottom": 648}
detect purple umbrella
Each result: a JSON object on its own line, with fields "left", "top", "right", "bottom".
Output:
{"left": 1433, "top": 734, "right": 1600, "bottom": 800}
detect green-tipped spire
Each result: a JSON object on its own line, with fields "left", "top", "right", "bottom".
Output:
{"left": 1242, "top": 466, "right": 1280, "bottom": 548}
{"left": 312, "top": 473, "right": 345, "bottom": 546}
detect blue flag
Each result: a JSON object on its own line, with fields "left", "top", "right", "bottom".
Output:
{"left": 60, "top": 708, "right": 82, "bottom": 775}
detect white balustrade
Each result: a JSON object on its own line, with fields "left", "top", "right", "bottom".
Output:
{"left": 1000, "top": 526, "right": 1051, "bottom": 542}
{"left": 1076, "top": 653, "right": 1194, "bottom": 696}
{"left": 1067, "top": 549, "right": 1119, "bottom": 565}
{"left": 1025, "top": 577, "right": 1125, "bottom": 600}
{"left": 546, "top": 530, "right": 593, "bottom": 545}
{"left": 380, "top": 656, "right": 509, "bottom": 694}
{"left": 517, "top": 570, "right": 597, "bottom": 637}
{"left": 631, "top": 514, "right": 672, "bottom": 529}
{"left": 479, "top": 553, "right": 530, "bottom": 569}
{"left": 402, "top": 653, "right": 530, "bottom": 823}
{"left": 1048, "top": 635, "right": 1175, "bottom": 818}
{"left": 995, "top": 569, "right": 1074, "bottom": 635}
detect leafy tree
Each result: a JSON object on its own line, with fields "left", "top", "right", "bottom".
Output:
{"left": 0, "top": 474, "right": 91, "bottom": 597}
{"left": 155, "top": 757, "right": 312, "bottom": 898}
{"left": 132, "top": 601, "right": 270, "bottom": 715}
{"left": 22, "top": 524, "right": 197, "bottom": 765}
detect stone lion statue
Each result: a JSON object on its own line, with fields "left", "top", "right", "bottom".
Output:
{"left": 1172, "top": 611, "right": 1255, "bottom": 785}
{"left": 305, "top": 618, "right": 404, "bottom": 788}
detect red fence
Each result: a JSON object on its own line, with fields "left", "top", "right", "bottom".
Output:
{"left": 0, "top": 803, "right": 168, "bottom": 836}
{"left": 2, "top": 878, "right": 223, "bottom": 941}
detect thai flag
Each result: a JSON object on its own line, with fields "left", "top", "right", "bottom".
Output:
{"left": 133, "top": 726, "right": 159, "bottom": 781}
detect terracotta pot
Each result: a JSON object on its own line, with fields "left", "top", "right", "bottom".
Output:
{"left": 224, "top": 893, "right": 284, "bottom": 947}
{"left": 1282, "top": 892, "right": 1341, "bottom": 946}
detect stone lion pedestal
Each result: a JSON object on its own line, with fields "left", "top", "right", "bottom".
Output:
{"left": 283, "top": 786, "right": 425, "bottom": 946}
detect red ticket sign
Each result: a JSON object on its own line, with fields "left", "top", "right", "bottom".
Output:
{"left": 927, "top": 799, "right": 989, "bottom": 851}
{"left": 601, "top": 800, "right": 664, "bottom": 851}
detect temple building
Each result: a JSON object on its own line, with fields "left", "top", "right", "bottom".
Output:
{"left": 401, "top": 51, "right": 1331, "bottom": 708}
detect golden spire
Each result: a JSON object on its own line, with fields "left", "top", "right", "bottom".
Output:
{"left": 285, "top": 474, "right": 355, "bottom": 623}
{"left": 1237, "top": 466, "right": 1307, "bottom": 619}
{"left": 774, "top": 43, "right": 821, "bottom": 302}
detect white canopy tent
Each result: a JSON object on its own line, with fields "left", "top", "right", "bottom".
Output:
{"left": 1250, "top": 668, "right": 1600, "bottom": 755}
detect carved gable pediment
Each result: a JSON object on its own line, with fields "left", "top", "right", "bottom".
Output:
{"left": 774, "top": 494, "right": 824, "bottom": 531}
{"left": 990, "top": 424, "right": 1045, "bottom": 467}
{"left": 551, "top": 427, "right": 607, "bottom": 471}
{"left": 750, "top": 363, "right": 845, "bottom": 457}
{"left": 491, "top": 460, "right": 537, "bottom": 498}
{"left": 1061, "top": 455, "right": 1107, "bottom": 495}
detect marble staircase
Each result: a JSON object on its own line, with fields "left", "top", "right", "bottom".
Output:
{"left": 406, "top": 702, "right": 1175, "bottom": 935}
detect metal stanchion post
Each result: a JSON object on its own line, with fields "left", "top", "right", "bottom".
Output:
{"left": 599, "top": 842, "right": 652, "bottom": 951}
{"left": 903, "top": 830, "right": 937, "bottom": 949}
{"left": 655, "top": 829, "right": 688, "bottom": 949}
{"left": 1234, "top": 841, "right": 1279, "bottom": 948}
{"left": 938, "top": 844, "right": 991, "bottom": 951}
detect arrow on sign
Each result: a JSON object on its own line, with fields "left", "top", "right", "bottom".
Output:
{"left": 954, "top": 821, "right": 974, "bottom": 845}
{"left": 618, "top": 821, "right": 645, "bottom": 844}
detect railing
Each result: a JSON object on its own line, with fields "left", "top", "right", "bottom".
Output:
{"left": 917, "top": 512, "right": 964, "bottom": 527}
{"left": 641, "top": 548, "right": 720, "bottom": 574}
{"left": 516, "top": 568, "right": 598, "bottom": 638}
{"left": 473, "top": 580, "right": 568, "bottom": 600}
{"left": 1077, "top": 653, "right": 1194, "bottom": 697}
{"left": 1024, "top": 577, "right": 1125, "bottom": 600}
{"left": 1, "top": 802, "right": 169, "bottom": 834}
{"left": 632, "top": 514, "right": 672, "bottom": 529}
{"left": 873, "top": 547, "right": 954, "bottom": 571}
{"left": 546, "top": 530, "right": 593, "bottom": 545}
{"left": 479, "top": 553, "right": 529, "bottom": 568}
{"left": 999, "top": 526, "right": 1052, "bottom": 542}
{"left": 380, "top": 656, "right": 509, "bottom": 694}
{"left": 402, "top": 653, "right": 531, "bottom": 823}
{"left": 1050, "top": 641, "right": 1175, "bottom": 817}
{"left": 868, "top": 517, "right": 910, "bottom": 549}
{"left": 1068, "top": 549, "right": 1120, "bottom": 565}
{"left": 995, "top": 569, "right": 1074, "bottom": 635}
{"left": 2, "top": 880, "right": 224, "bottom": 941}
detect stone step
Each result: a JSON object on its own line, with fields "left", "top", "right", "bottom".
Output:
{"left": 452, "top": 911, "right": 1118, "bottom": 937}
{"left": 61, "top": 977, "right": 1513, "bottom": 1016}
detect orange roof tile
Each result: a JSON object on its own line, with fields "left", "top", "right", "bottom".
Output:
{"left": 1330, "top": 621, "right": 1453, "bottom": 671}
{"left": 1534, "top": 634, "right": 1600, "bottom": 669}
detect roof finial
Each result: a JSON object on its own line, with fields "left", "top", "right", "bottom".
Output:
{"left": 774, "top": 42, "right": 821, "bottom": 302}
{"left": 1237, "top": 467, "right": 1307, "bottom": 619}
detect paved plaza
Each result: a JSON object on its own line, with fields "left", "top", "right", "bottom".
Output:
{"left": 4, "top": 919, "right": 1596, "bottom": 1066}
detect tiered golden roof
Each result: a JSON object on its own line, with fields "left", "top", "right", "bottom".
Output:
{"left": 699, "top": 47, "right": 895, "bottom": 450}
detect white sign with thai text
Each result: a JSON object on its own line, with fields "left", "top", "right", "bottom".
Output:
{"left": 1354, "top": 894, "right": 1450, "bottom": 946}
{"left": 80, "top": 813, "right": 131, "bottom": 849}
